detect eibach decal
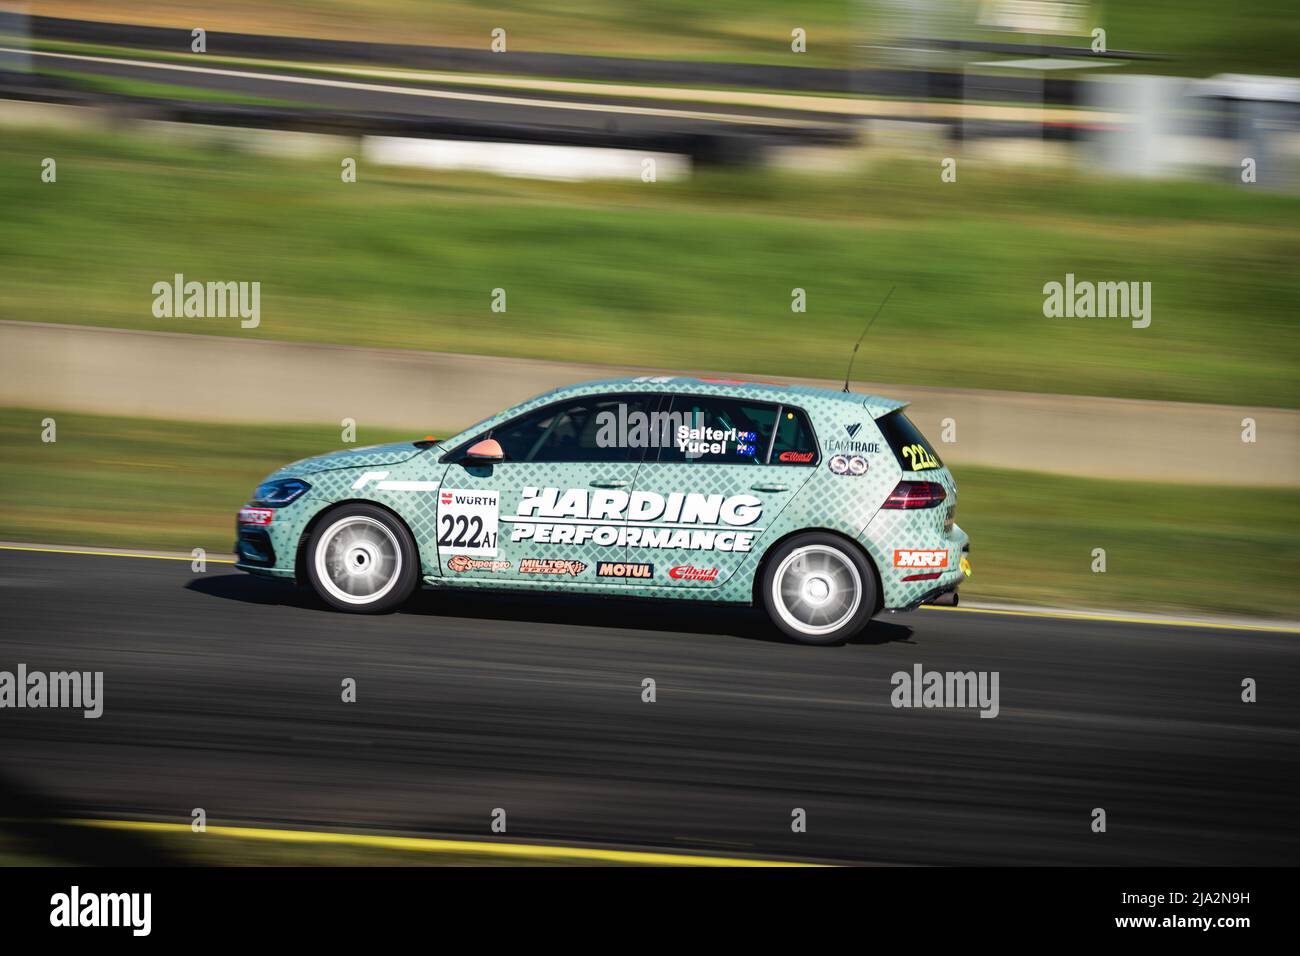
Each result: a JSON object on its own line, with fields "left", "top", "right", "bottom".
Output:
{"left": 668, "top": 565, "right": 720, "bottom": 582}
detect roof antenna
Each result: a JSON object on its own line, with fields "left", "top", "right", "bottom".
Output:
{"left": 842, "top": 286, "right": 895, "bottom": 392}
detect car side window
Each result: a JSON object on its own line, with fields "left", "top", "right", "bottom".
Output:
{"left": 483, "top": 393, "right": 659, "bottom": 463}
{"left": 769, "top": 406, "right": 818, "bottom": 465}
{"left": 656, "top": 396, "right": 780, "bottom": 465}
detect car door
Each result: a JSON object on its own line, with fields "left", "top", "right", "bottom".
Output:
{"left": 626, "top": 394, "right": 819, "bottom": 589}
{"left": 435, "top": 392, "right": 658, "bottom": 585}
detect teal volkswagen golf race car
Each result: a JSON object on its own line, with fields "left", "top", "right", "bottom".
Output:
{"left": 235, "top": 377, "right": 970, "bottom": 645}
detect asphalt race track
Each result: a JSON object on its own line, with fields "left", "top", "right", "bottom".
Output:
{"left": 1, "top": 548, "right": 1297, "bottom": 865}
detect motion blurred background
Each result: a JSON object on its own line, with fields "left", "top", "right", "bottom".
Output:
{"left": 1, "top": 0, "right": 1297, "bottom": 617}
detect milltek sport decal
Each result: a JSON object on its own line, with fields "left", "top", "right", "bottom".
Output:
{"left": 509, "top": 487, "right": 763, "bottom": 553}
{"left": 519, "top": 558, "right": 587, "bottom": 576}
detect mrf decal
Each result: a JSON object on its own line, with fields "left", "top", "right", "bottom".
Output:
{"left": 507, "top": 487, "right": 764, "bottom": 553}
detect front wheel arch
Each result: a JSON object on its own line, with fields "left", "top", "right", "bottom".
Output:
{"left": 294, "top": 498, "right": 422, "bottom": 586}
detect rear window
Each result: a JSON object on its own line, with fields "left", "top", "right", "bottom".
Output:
{"left": 877, "top": 410, "right": 943, "bottom": 472}
{"left": 769, "top": 407, "right": 818, "bottom": 465}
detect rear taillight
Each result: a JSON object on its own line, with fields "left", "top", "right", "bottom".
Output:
{"left": 882, "top": 481, "right": 947, "bottom": 509}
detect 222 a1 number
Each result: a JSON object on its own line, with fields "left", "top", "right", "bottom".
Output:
{"left": 902, "top": 444, "right": 940, "bottom": 470}
{"left": 438, "top": 514, "right": 496, "bottom": 550}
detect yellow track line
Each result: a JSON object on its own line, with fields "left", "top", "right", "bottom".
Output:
{"left": 0, "top": 544, "right": 235, "bottom": 564}
{"left": 920, "top": 603, "right": 1299, "bottom": 634}
{"left": 5, "top": 543, "right": 1291, "bottom": 633}
{"left": 70, "top": 818, "right": 819, "bottom": 867}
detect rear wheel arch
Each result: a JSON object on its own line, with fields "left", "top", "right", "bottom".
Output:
{"left": 751, "top": 527, "right": 883, "bottom": 613}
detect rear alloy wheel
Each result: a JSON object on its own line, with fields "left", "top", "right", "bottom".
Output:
{"left": 760, "top": 533, "right": 877, "bottom": 645}
{"left": 307, "top": 504, "right": 419, "bottom": 613}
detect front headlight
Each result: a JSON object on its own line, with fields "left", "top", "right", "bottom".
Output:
{"left": 252, "top": 477, "right": 311, "bottom": 507}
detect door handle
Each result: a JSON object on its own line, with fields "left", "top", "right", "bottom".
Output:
{"left": 751, "top": 483, "right": 789, "bottom": 492}
{"left": 590, "top": 479, "right": 630, "bottom": 488}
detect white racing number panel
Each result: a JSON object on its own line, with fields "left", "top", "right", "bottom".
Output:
{"left": 437, "top": 489, "right": 500, "bottom": 556}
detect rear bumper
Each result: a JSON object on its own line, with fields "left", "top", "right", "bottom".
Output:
{"left": 889, "top": 581, "right": 961, "bottom": 613}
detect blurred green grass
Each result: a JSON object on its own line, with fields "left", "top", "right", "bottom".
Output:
{"left": 30, "top": 0, "right": 1300, "bottom": 74}
{"left": 2, "top": 408, "right": 1295, "bottom": 619}
{"left": 2, "top": 128, "right": 1297, "bottom": 407}
{"left": 38, "top": 67, "right": 320, "bottom": 108}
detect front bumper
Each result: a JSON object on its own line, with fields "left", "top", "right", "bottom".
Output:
{"left": 233, "top": 494, "right": 318, "bottom": 579}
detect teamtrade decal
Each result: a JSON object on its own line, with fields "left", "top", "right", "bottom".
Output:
{"left": 438, "top": 489, "right": 500, "bottom": 556}
{"left": 826, "top": 424, "right": 880, "bottom": 455}
{"left": 597, "top": 561, "right": 654, "bottom": 579}
{"left": 447, "top": 555, "right": 510, "bottom": 573}
{"left": 519, "top": 558, "right": 587, "bottom": 576}
{"left": 894, "top": 549, "right": 949, "bottom": 569}
{"left": 508, "top": 487, "right": 763, "bottom": 552}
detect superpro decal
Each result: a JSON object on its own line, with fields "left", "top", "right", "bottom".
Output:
{"left": 508, "top": 487, "right": 763, "bottom": 553}
{"left": 447, "top": 555, "right": 510, "bottom": 573}
{"left": 437, "top": 489, "right": 500, "bottom": 556}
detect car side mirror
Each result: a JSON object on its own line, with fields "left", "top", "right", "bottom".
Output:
{"left": 465, "top": 438, "right": 505, "bottom": 463}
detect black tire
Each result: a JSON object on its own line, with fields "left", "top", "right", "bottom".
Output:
{"left": 759, "top": 532, "right": 878, "bottom": 645}
{"left": 305, "top": 503, "right": 420, "bottom": 613}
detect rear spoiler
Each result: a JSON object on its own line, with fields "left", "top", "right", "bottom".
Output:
{"left": 863, "top": 396, "right": 909, "bottom": 420}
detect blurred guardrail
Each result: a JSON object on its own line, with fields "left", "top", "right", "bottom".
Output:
{"left": 2, "top": 320, "right": 1294, "bottom": 485}
{"left": 26, "top": 13, "right": 1080, "bottom": 101}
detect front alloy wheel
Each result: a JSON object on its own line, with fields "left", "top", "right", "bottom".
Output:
{"left": 760, "top": 533, "right": 877, "bottom": 645}
{"left": 307, "top": 504, "right": 419, "bottom": 613}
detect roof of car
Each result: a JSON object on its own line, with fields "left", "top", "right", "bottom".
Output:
{"left": 550, "top": 376, "right": 909, "bottom": 420}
